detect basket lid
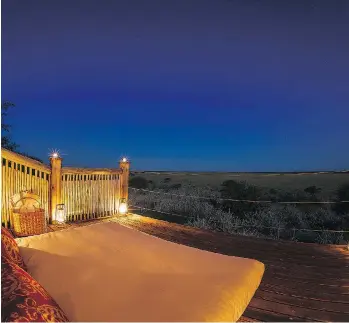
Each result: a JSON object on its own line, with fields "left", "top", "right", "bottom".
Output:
{"left": 11, "top": 190, "right": 41, "bottom": 210}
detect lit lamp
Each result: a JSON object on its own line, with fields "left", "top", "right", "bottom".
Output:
{"left": 55, "top": 204, "right": 66, "bottom": 223}
{"left": 118, "top": 198, "right": 128, "bottom": 215}
{"left": 50, "top": 150, "right": 60, "bottom": 159}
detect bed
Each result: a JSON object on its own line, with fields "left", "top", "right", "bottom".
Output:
{"left": 15, "top": 221, "right": 264, "bottom": 322}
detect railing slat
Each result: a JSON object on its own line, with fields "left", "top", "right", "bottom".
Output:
{"left": 1, "top": 154, "right": 51, "bottom": 228}
{"left": 60, "top": 169, "right": 120, "bottom": 222}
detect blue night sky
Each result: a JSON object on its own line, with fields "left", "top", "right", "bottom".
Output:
{"left": 2, "top": 0, "right": 349, "bottom": 171}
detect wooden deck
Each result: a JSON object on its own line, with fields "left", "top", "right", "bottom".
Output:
{"left": 46, "top": 214, "right": 349, "bottom": 322}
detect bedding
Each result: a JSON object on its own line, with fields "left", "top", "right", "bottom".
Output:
{"left": 1, "top": 227, "right": 26, "bottom": 270}
{"left": 16, "top": 222, "right": 264, "bottom": 322}
{"left": 1, "top": 256, "right": 69, "bottom": 322}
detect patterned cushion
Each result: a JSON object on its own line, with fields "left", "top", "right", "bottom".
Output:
{"left": 1, "top": 256, "right": 69, "bottom": 322}
{"left": 2, "top": 226, "right": 14, "bottom": 238}
{"left": 1, "top": 227, "right": 26, "bottom": 270}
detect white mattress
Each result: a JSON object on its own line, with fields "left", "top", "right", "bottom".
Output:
{"left": 16, "top": 221, "right": 264, "bottom": 322}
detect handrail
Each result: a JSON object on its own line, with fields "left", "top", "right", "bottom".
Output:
{"left": 62, "top": 167, "right": 122, "bottom": 175}
{"left": 1, "top": 149, "right": 51, "bottom": 173}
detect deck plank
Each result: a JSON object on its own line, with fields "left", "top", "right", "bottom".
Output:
{"left": 255, "top": 290, "right": 349, "bottom": 313}
{"left": 259, "top": 282, "right": 349, "bottom": 302}
{"left": 47, "top": 214, "right": 349, "bottom": 322}
{"left": 243, "top": 307, "right": 307, "bottom": 322}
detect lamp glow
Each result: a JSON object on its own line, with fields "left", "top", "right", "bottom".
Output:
{"left": 55, "top": 204, "right": 65, "bottom": 223}
{"left": 119, "top": 198, "right": 128, "bottom": 215}
{"left": 121, "top": 157, "right": 127, "bottom": 163}
{"left": 50, "top": 150, "right": 60, "bottom": 158}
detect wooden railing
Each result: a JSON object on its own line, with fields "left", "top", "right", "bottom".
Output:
{"left": 1, "top": 149, "right": 51, "bottom": 227}
{"left": 61, "top": 169, "right": 122, "bottom": 221}
{"left": 1, "top": 148, "right": 130, "bottom": 228}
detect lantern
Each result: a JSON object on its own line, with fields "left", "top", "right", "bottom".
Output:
{"left": 55, "top": 204, "right": 66, "bottom": 223}
{"left": 118, "top": 198, "right": 128, "bottom": 215}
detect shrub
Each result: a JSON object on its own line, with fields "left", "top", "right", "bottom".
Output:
{"left": 337, "top": 183, "right": 349, "bottom": 200}
{"left": 220, "top": 180, "right": 264, "bottom": 215}
{"left": 304, "top": 185, "right": 322, "bottom": 196}
{"left": 148, "top": 180, "right": 156, "bottom": 190}
{"left": 129, "top": 176, "right": 148, "bottom": 189}
{"left": 220, "top": 180, "right": 260, "bottom": 200}
{"left": 276, "top": 189, "right": 311, "bottom": 202}
{"left": 129, "top": 181, "right": 347, "bottom": 245}
{"left": 315, "top": 231, "right": 345, "bottom": 245}
{"left": 333, "top": 183, "right": 349, "bottom": 214}
{"left": 305, "top": 207, "right": 342, "bottom": 230}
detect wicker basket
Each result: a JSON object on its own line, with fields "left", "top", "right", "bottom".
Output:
{"left": 11, "top": 208, "right": 47, "bottom": 237}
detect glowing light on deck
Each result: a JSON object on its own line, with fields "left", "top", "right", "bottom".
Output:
{"left": 55, "top": 204, "right": 66, "bottom": 223}
{"left": 119, "top": 203, "right": 128, "bottom": 214}
{"left": 119, "top": 198, "right": 128, "bottom": 214}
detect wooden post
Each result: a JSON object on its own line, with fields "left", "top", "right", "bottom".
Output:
{"left": 49, "top": 155, "right": 62, "bottom": 224}
{"left": 119, "top": 158, "right": 130, "bottom": 202}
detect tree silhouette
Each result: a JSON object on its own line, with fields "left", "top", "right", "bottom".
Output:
{"left": 1, "top": 101, "right": 43, "bottom": 163}
{"left": 1, "top": 101, "right": 18, "bottom": 151}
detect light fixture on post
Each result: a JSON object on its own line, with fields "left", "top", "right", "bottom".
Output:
{"left": 55, "top": 204, "right": 66, "bottom": 223}
{"left": 118, "top": 198, "right": 128, "bottom": 215}
{"left": 118, "top": 157, "right": 130, "bottom": 216}
{"left": 49, "top": 149, "right": 61, "bottom": 159}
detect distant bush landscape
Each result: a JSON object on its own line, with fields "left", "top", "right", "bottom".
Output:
{"left": 129, "top": 172, "right": 349, "bottom": 245}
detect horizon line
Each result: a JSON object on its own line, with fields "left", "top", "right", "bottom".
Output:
{"left": 132, "top": 170, "right": 349, "bottom": 174}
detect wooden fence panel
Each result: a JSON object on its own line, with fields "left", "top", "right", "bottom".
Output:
{"left": 61, "top": 170, "right": 121, "bottom": 221}
{"left": 1, "top": 151, "right": 51, "bottom": 228}
{"left": 1, "top": 149, "right": 127, "bottom": 227}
